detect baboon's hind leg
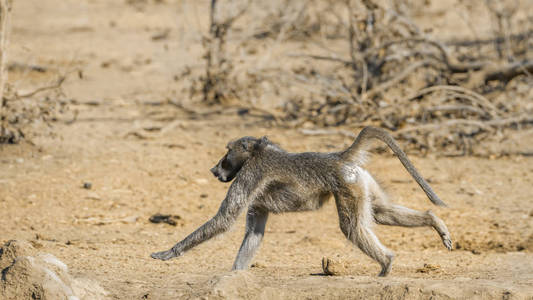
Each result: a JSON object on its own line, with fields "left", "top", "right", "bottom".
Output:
{"left": 334, "top": 190, "right": 394, "bottom": 277}
{"left": 373, "top": 202, "right": 452, "bottom": 250}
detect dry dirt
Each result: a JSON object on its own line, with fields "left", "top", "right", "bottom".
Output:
{"left": 1, "top": 0, "right": 533, "bottom": 299}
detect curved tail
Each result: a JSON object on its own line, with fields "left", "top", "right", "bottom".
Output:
{"left": 341, "top": 126, "right": 447, "bottom": 207}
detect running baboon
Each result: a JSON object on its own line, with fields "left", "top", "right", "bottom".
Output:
{"left": 151, "top": 127, "right": 452, "bottom": 276}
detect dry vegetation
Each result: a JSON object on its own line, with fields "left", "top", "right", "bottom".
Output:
{"left": 1, "top": 0, "right": 532, "bottom": 156}
{"left": 0, "top": 0, "right": 68, "bottom": 144}
{"left": 183, "top": 0, "right": 533, "bottom": 156}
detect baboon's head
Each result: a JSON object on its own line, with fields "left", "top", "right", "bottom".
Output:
{"left": 210, "top": 136, "right": 266, "bottom": 182}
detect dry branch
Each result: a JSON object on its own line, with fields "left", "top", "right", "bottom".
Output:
{"left": 0, "top": 0, "right": 10, "bottom": 104}
{"left": 405, "top": 85, "right": 499, "bottom": 118}
{"left": 396, "top": 115, "right": 533, "bottom": 134}
{"left": 202, "top": 0, "right": 250, "bottom": 104}
{"left": 446, "top": 29, "right": 533, "bottom": 47}
{"left": 15, "top": 76, "right": 66, "bottom": 99}
{"left": 367, "top": 38, "right": 486, "bottom": 73}
{"left": 483, "top": 60, "right": 533, "bottom": 83}
{"left": 365, "top": 59, "right": 433, "bottom": 99}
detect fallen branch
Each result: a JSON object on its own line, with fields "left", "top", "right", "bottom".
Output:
{"left": 15, "top": 76, "right": 66, "bottom": 99}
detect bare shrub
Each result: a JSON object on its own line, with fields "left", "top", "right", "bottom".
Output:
{"left": 181, "top": 0, "right": 532, "bottom": 156}
{"left": 0, "top": 0, "right": 69, "bottom": 144}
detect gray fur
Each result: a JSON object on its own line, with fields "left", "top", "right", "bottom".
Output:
{"left": 151, "top": 126, "right": 452, "bottom": 276}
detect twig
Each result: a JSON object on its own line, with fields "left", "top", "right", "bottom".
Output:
{"left": 74, "top": 215, "right": 138, "bottom": 225}
{"left": 203, "top": 0, "right": 251, "bottom": 103}
{"left": 345, "top": 0, "right": 370, "bottom": 96}
{"left": 170, "top": 100, "right": 281, "bottom": 123}
{"left": 425, "top": 105, "right": 487, "bottom": 116}
{"left": 287, "top": 53, "right": 353, "bottom": 66}
{"left": 445, "top": 29, "right": 533, "bottom": 47}
{"left": 484, "top": 115, "right": 533, "bottom": 127}
{"left": 364, "top": 59, "right": 433, "bottom": 99}
{"left": 396, "top": 115, "right": 533, "bottom": 134}
{"left": 483, "top": 60, "right": 533, "bottom": 82}
{"left": 15, "top": 76, "right": 66, "bottom": 99}
{"left": 396, "top": 119, "right": 493, "bottom": 134}
{"left": 367, "top": 38, "right": 486, "bottom": 73}
{"left": 404, "top": 85, "right": 499, "bottom": 118}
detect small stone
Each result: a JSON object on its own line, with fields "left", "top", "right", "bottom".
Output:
{"left": 149, "top": 214, "right": 181, "bottom": 226}
{"left": 194, "top": 178, "right": 208, "bottom": 185}
{"left": 321, "top": 257, "right": 345, "bottom": 276}
{"left": 83, "top": 182, "right": 92, "bottom": 189}
{"left": 85, "top": 192, "right": 101, "bottom": 200}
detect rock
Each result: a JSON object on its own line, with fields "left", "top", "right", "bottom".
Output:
{"left": 0, "top": 240, "right": 108, "bottom": 300}
{"left": 208, "top": 271, "right": 260, "bottom": 299}
{"left": 321, "top": 257, "right": 346, "bottom": 276}
{"left": 0, "top": 240, "right": 34, "bottom": 270}
{"left": 149, "top": 213, "right": 181, "bottom": 226}
{"left": 194, "top": 178, "right": 208, "bottom": 185}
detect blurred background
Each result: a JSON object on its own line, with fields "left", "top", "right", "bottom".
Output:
{"left": 2, "top": 0, "right": 532, "bottom": 155}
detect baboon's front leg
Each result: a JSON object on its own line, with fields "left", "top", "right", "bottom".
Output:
{"left": 372, "top": 203, "right": 452, "bottom": 250}
{"left": 151, "top": 213, "right": 236, "bottom": 261}
{"left": 151, "top": 181, "right": 251, "bottom": 261}
{"left": 232, "top": 207, "right": 269, "bottom": 270}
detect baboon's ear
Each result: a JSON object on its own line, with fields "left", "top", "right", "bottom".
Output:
{"left": 260, "top": 136, "right": 270, "bottom": 144}
{"left": 256, "top": 136, "right": 270, "bottom": 150}
{"left": 242, "top": 138, "right": 260, "bottom": 152}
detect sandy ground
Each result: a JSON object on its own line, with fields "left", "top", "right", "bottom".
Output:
{"left": 2, "top": 0, "right": 533, "bottom": 299}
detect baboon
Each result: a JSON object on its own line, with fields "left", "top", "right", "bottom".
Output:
{"left": 151, "top": 127, "right": 452, "bottom": 276}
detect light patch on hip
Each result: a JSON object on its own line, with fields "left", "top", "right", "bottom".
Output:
{"left": 342, "top": 164, "right": 371, "bottom": 184}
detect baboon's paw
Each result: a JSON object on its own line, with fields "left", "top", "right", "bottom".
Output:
{"left": 442, "top": 234, "right": 452, "bottom": 250}
{"left": 378, "top": 253, "right": 394, "bottom": 277}
{"left": 151, "top": 249, "right": 178, "bottom": 261}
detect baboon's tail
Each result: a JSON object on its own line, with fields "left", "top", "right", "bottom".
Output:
{"left": 341, "top": 126, "right": 447, "bottom": 207}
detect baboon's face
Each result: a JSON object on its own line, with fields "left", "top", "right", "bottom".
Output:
{"left": 210, "top": 137, "right": 259, "bottom": 182}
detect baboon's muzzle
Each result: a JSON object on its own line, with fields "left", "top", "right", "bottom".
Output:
{"left": 211, "top": 164, "right": 231, "bottom": 182}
